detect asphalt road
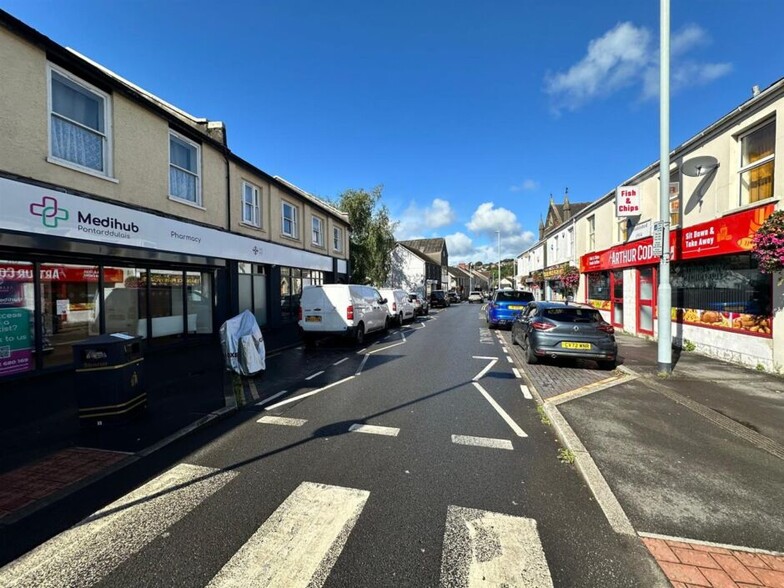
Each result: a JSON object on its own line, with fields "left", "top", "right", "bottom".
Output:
{"left": 0, "top": 304, "right": 663, "bottom": 587}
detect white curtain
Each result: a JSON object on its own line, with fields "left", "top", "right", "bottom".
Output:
{"left": 170, "top": 167, "right": 196, "bottom": 202}
{"left": 51, "top": 116, "right": 103, "bottom": 171}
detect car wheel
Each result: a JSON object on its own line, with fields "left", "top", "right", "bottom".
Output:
{"left": 355, "top": 323, "right": 365, "bottom": 346}
{"left": 384, "top": 317, "right": 391, "bottom": 332}
{"left": 511, "top": 330, "right": 519, "bottom": 346}
{"left": 599, "top": 359, "right": 617, "bottom": 370}
{"left": 525, "top": 337, "right": 538, "bottom": 364}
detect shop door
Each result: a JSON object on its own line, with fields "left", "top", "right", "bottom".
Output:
{"left": 611, "top": 270, "right": 624, "bottom": 327}
{"left": 637, "top": 267, "right": 656, "bottom": 335}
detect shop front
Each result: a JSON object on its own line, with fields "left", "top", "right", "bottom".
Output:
{"left": 543, "top": 262, "right": 569, "bottom": 301}
{"left": 580, "top": 204, "right": 775, "bottom": 366}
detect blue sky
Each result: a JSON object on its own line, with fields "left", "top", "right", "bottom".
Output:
{"left": 4, "top": 0, "right": 783, "bottom": 263}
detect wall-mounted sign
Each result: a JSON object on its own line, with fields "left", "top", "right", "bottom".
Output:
{"left": 616, "top": 185, "right": 641, "bottom": 217}
{"left": 628, "top": 219, "right": 652, "bottom": 241}
{"left": 543, "top": 262, "right": 569, "bottom": 280}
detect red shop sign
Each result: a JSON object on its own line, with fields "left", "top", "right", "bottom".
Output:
{"left": 0, "top": 265, "right": 125, "bottom": 283}
{"left": 580, "top": 204, "right": 774, "bottom": 272}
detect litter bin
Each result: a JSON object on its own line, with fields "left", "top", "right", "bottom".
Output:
{"left": 72, "top": 334, "right": 145, "bottom": 426}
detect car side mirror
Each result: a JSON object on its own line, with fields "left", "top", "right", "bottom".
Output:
{"left": 379, "top": 298, "right": 387, "bottom": 305}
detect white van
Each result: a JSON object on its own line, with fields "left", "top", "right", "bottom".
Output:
{"left": 378, "top": 288, "right": 415, "bottom": 326}
{"left": 298, "top": 284, "right": 389, "bottom": 346}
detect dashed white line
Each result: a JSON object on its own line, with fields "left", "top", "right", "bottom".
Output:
{"left": 520, "top": 385, "right": 532, "bottom": 400}
{"left": 506, "top": 355, "right": 513, "bottom": 364}
{"left": 472, "top": 381, "right": 528, "bottom": 438}
{"left": 257, "top": 416, "right": 307, "bottom": 427}
{"left": 256, "top": 389, "right": 289, "bottom": 407}
{"left": 472, "top": 356, "right": 498, "bottom": 381}
{"left": 451, "top": 435, "right": 514, "bottom": 450}
{"left": 305, "top": 370, "right": 324, "bottom": 381}
{"left": 348, "top": 423, "right": 400, "bottom": 437}
{"left": 501, "top": 347, "right": 508, "bottom": 354}
{"left": 512, "top": 367, "right": 521, "bottom": 379}
{"left": 265, "top": 376, "right": 355, "bottom": 411}
{"left": 356, "top": 348, "right": 367, "bottom": 355}
{"left": 355, "top": 355, "right": 369, "bottom": 376}
{"left": 332, "top": 358, "right": 348, "bottom": 366}
{"left": 365, "top": 341, "right": 406, "bottom": 355}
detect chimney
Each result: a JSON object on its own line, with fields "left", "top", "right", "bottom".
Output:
{"left": 206, "top": 121, "right": 228, "bottom": 145}
{"left": 752, "top": 85, "right": 761, "bottom": 97}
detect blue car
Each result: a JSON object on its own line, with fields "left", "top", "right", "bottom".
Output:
{"left": 485, "top": 290, "right": 534, "bottom": 329}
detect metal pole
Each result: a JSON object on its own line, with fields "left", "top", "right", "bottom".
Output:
{"left": 657, "top": 0, "right": 672, "bottom": 374}
{"left": 497, "top": 231, "right": 501, "bottom": 289}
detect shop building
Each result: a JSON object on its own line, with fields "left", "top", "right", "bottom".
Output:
{"left": 0, "top": 11, "right": 350, "bottom": 454}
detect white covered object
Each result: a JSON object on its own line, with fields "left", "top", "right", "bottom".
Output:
{"left": 220, "top": 310, "right": 265, "bottom": 375}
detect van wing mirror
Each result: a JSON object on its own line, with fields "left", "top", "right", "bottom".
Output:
{"left": 378, "top": 297, "right": 387, "bottom": 305}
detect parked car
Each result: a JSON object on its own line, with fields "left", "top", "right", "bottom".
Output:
{"left": 485, "top": 289, "right": 534, "bottom": 329}
{"left": 447, "top": 291, "right": 461, "bottom": 304}
{"left": 408, "top": 292, "right": 429, "bottom": 316}
{"left": 298, "top": 284, "right": 388, "bottom": 346}
{"left": 467, "top": 291, "right": 483, "bottom": 304}
{"left": 378, "top": 288, "right": 415, "bottom": 326}
{"left": 511, "top": 301, "right": 617, "bottom": 370}
{"left": 429, "top": 289, "right": 450, "bottom": 308}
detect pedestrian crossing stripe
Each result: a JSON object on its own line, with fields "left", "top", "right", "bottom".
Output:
{"left": 206, "top": 482, "right": 369, "bottom": 588}
{"left": 0, "top": 464, "right": 236, "bottom": 588}
{"left": 440, "top": 505, "right": 553, "bottom": 587}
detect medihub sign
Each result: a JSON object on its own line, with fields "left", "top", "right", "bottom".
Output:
{"left": 616, "top": 185, "right": 641, "bottom": 217}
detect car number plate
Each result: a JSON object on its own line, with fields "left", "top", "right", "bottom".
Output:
{"left": 305, "top": 316, "right": 321, "bottom": 322}
{"left": 508, "top": 305, "right": 523, "bottom": 310}
{"left": 561, "top": 342, "right": 591, "bottom": 349}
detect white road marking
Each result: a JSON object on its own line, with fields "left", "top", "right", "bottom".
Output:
{"left": 472, "top": 382, "right": 528, "bottom": 438}
{"left": 257, "top": 416, "right": 307, "bottom": 427}
{"left": 305, "top": 370, "right": 325, "bottom": 381}
{"left": 265, "top": 376, "right": 355, "bottom": 411}
{"left": 512, "top": 367, "right": 521, "bottom": 379}
{"left": 355, "top": 355, "right": 369, "bottom": 375}
{"left": 451, "top": 435, "right": 514, "bottom": 450}
{"left": 471, "top": 356, "right": 498, "bottom": 381}
{"left": 501, "top": 347, "right": 508, "bottom": 354}
{"left": 366, "top": 341, "right": 406, "bottom": 355}
{"left": 506, "top": 355, "right": 513, "bottom": 364}
{"left": 401, "top": 330, "right": 406, "bottom": 342}
{"left": 520, "top": 385, "right": 532, "bottom": 400}
{"left": 207, "top": 482, "right": 369, "bottom": 588}
{"left": 256, "top": 389, "right": 288, "bottom": 407}
{"left": 348, "top": 423, "right": 400, "bottom": 437}
{"left": 332, "top": 357, "right": 348, "bottom": 366}
{"left": 440, "top": 506, "right": 553, "bottom": 587}
{"left": 356, "top": 348, "right": 367, "bottom": 355}
{"left": 0, "top": 464, "right": 236, "bottom": 588}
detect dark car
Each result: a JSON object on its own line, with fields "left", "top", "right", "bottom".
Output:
{"left": 511, "top": 301, "right": 617, "bottom": 370}
{"left": 408, "top": 292, "right": 429, "bottom": 316}
{"left": 485, "top": 290, "right": 534, "bottom": 329}
{"left": 429, "top": 290, "right": 450, "bottom": 308}
{"left": 447, "top": 291, "right": 461, "bottom": 304}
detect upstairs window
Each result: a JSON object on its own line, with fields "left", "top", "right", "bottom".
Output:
{"left": 333, "top": 227, "right": 343, "bottom": 252}
{"left": 48, "top": 66, "right": 111, "bottom": 175}
{"left": 242, "top": 182, "right": 261, "bottom": 227}
{"left": 282, "top": 201, "right": 298, "bottom": 238}
{"left": 312, "top": 216, "right": 324, "bottom": 246}
{"left": 169, "top": 131, "right": 201, "bottom": 205}
{"left": 669, "top": 169, "right": 680, "bottom": 226}
{"left": 587, "top": 215, "right": 596, "bottom": 250}
{"left": 739, "top": 121, "right": 775, "bottom": 206}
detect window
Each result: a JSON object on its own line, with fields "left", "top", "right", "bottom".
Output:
{"left": 587, "top": 271, "right": 610, "bottom": 301}
{"left": 587, "top": 216, "right": 596, "bottom": 251}
{"left": 333, "top": 227, "right": 343, "bottom": 252}
{"left": 282, "top": 201, "right": 298, "bottom": 238}
{"left": 169, "top": 131, "right": 201, "bottom": 205}
{"left": 617, "top": 219, "right": 628, "bottom": 243}
{"left": 48, "top": 66, "right": 111, "bottom": 175}
{"left": 739, "top": 121, "right": 775, "bottom": 205}
{"left": 312, "top": 216, "right": 324, "bottom": 247}
{"left": 669, "top": 169, "right": 680, "bottom": 226}
{"left": 0, "top": 261, "right": 35, "bottom": 376}
{"left": 238, "top": 263, "right": 268, "bottom": 327}
{"left": 242, "top": 182, "right": 261, "bottom": 227}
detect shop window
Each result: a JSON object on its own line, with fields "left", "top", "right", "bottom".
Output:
{"left": 147, "top": 269, "right": 186, "bottom": 341}
{"left": 102, "top": 267, "right": 147, "bottom": 339}
{"left": 671, "top": 254, "right": 771, "bottom": 315}
{"left": 169, "top": 131, "right": 201, "bottom": 205}
{"left": 40, "top": 263, "right": 100, "bottom": 368}
{"left": 48, "top": 65, "right": 111, "bottom": 176}
{"left": 280, "top": 267, "right": 302, "bottom": 322}
{"left": 587, "top": 272, "right": 610, "bottom": 301}
{"left": 0, "top": 261, "right": 35, "bottom": 377}
{"left": 238, "top": 264, "right": 268, "bottom": 327}
{"left": 638, "top": 267, "right": 656, "bottom": 335}
{"left": 739, "top": 121, "right": 775, "bottom": 206}
{"left": 242, "top": 182, "right": 261, "bottom": 227}
{"left": 611, "top": 270, "right": 624, "bottom": 327}
{"left": 282, "top": 201, "right": 298, "bottom": 238}
{"left": 186, "top": 271, "right": 213, "bottom": 334}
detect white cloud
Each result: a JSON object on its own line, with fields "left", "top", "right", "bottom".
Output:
{"left": 445, "top": 232, "right": 474, "bottom": 257}
{"left": 510, "top": 179, "right": 539, "bottom": 192}
{"left": 466, "top": 202, "right": 522, "bottom": 235}
{"left": 445, "top": 202, "right": 536, "bottom": 264}
{"left": 545, "top": 22, "right": 731, "bottom": 113}
{"left": 394, "top": 197, "right": 456, "bottom": 240}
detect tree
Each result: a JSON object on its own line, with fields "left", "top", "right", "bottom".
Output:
{"left": 337, "top": 186, "right": 397, "bottom": 285}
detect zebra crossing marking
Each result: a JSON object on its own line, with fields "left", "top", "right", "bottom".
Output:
{"left": 348, "top": 423, "right": 400, "bottom": 437}
{"left": 257, "top": 415, "right": 307, "bottom": 427}
{"left": 451, "top": 434, "right": 514, "bottom": 450}
{"left": 440, "top": 505, "right": 553, "bottom": 587}
{"left": 0, "top": 464, "right": 236, "bottom": 588}
{"left": 206, "top": 482, "right": 369, "bottom": 588}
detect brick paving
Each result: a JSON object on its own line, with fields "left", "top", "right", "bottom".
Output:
{"left": 643, "top": 536, "right": 784, "bottom": 587}
{"left": 499, "top": 330, "right": 611, "bottom": 399}
{"left": 0, "top": 447, "right": 128, "bottom": 519}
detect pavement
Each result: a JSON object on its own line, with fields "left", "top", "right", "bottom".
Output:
{"left": 2, "top": 324, "right": 784, "bottom": 587}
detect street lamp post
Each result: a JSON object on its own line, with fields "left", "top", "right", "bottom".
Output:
{"left": 657, "top": 0, "right": 672, "bottom": 374}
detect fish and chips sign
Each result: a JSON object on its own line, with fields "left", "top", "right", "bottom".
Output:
{"left": 616, "top": 185, "right": 641, "bottom": 217}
